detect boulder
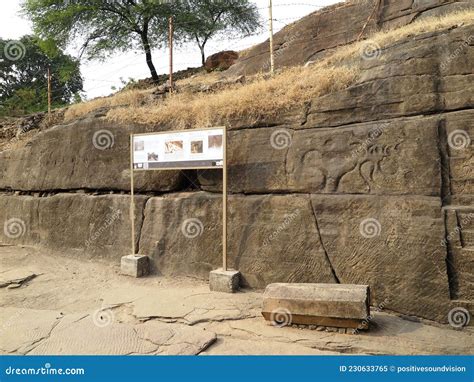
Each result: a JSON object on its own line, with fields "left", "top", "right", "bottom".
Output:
{"left": 205, "top": 51, "right": 239, "bottom": 72}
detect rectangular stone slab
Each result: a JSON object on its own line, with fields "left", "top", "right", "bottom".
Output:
{"left": 262, "top": 283, "right": 370, "bottom": 329}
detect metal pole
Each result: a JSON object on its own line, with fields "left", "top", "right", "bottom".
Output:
{"left": 47, "top": 66, "right": 52, "bottom": 119}
{"left": 169, "top": 16, "right": 174, "bottom": 93}
{"left": 130, "top": 135, "right": 136, "bottom": 255}
{"left": 269, "top": 0, "right": 275, "bottom": 75}
{"left": 222, "top": 127, "right": 228, "bottom": 271}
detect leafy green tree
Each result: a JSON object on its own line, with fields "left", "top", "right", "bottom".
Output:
{"left": 174, "top": 0, "right": 261, "bottom": 65}
{"left": 22, "top": 0, "right": 174, "bottom": 82}
{"left": 0, "top": 35, "right": 83, "bottom": 116}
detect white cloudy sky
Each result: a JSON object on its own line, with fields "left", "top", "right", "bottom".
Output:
{"left": 1, "top": 0, "right": 339, "bottom": 99}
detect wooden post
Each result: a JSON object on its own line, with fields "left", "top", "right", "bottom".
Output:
{"left": 130, "top": 135, "right": 136, "bottom": 255}
{"left": 269, "top": 0, "right": 275, "bottom": 75}
{"left": 169, "top": 16, "right": 174, "bottom": 93}
{"left": 222, "top": 127, "right": 228, "bottom": 271}
{"left": 47, "top": 66, "right": 52, "bottom": 119}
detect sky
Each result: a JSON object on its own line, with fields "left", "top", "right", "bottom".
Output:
{"left": 0, "top": 0, "right": 339, "bottom": 99}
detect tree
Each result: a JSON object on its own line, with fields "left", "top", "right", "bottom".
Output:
{"left": 0, "top": 35, "right": 83, "bottom": 116}
{"left": 174, "top": 0, "right": 261, "bottom": 65}
{"left": 21, "top": 0, "right": 173, "bottom": 82}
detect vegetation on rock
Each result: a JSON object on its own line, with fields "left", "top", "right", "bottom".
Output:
{"left": 62, "top": 10, "right": 474, "bottom": 129}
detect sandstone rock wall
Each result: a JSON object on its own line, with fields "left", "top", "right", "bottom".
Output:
{"left": 225, "top": 0, "right": 474, "bottom": 76}
{"left": 0, "top": 7, "right": 473, "bottom": 323}
{"left": 0, "top": 194, "right": 147, "bottom": 259}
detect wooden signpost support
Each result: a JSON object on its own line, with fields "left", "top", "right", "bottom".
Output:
{"left": 125, "top": 127, "right": 238, "bottom": 291}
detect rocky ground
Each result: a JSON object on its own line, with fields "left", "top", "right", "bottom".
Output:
{"left": 0, "top": 246, "right": 472, "bottom": 355}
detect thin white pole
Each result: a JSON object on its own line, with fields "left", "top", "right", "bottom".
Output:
{"left": 47, "top": 67, "right": 52, "bottom": 120}
{"left": 269, "top": 0, "right": 275, "bottom": 75}
{"left": 169, "top": 16, "right": 174, "bottom": 93}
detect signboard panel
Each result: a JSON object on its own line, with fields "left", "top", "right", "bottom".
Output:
{"left": 132, "top": 128, "right": 224, "bottom": 170}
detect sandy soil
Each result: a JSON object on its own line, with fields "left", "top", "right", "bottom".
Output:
{"left": 0, "top": 246, "right": 472, "bottom": 355}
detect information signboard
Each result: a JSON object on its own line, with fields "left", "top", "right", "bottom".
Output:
{"left": 132, "top": 128, "right": 224, "bottom": 170}
{"left": 129, "top": 127, "right": 229, "bottom": 271}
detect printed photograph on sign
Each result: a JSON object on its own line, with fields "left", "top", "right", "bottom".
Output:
{"left": 208, "top": 134, "right": 223, "bottom": 149}
{"left": 147, "top": 152, "right": 159, "bottom": 161}
{"left": 132, "top": 128, "right": 224, "bottom": 170}
{"left": 165, "top": 140, "right": 184, "bottom": 154}
{"left": 191, "top": 140, "right": 203, "bottom": 154}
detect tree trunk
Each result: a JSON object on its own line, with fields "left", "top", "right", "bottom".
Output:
{"left": 141, "top": 33, "right": 159, "bottom": 82}
{"left": 200, "top": 46, "right": 206, "bottom": 66}
{"left": 195, "top": 35, "right": 207, "bottom": 67}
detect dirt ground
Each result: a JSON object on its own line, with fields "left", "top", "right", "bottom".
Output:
{"left": 0, "top": 246, "right": 472, "bottom": 355}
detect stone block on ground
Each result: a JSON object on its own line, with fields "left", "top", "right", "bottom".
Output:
{"left": 209, "top": 268, "right": 240, "bottom": 293}
{"left": 262, "top": 283, "right": 370, "bottom": 330}
{"left": 121, "top": 255, "right": 149, "bottom": 278}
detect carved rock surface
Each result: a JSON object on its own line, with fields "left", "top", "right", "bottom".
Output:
{"left": 225, "top": 0, "right": 473, "bottom": 76}
{"left": 311, "top": 194, "right": 451, "bottom": 321}
{"left": 0, "top": 118, "right": 184, "bottom": 192}
{"left": 0, "top": 4, "right": 473, "bottom": 324}
{"left": 199, "top": 116, "right": 442, "bottom": 195}
{"left": 0, "top": 194, "right": 147, "bottom": 260}
{"left": 138, "top": 192, "right": 337, "bottom": 287}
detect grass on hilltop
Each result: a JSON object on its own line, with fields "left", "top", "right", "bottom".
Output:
{"left": 63, "top": 9, "right": 474, "bottom": 129}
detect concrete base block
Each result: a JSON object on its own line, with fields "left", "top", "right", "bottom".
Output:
{"left": 262, "top": 283, "right": 370, "bottom": 330}
{"left": 209, "top": 268, "right": 240, "bottom": 293}
{"left": 120, "top": 255, "right": 149, "bottom": 278}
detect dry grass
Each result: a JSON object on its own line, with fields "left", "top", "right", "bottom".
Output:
{"left": 65, "top": 9, "right": 474, "bottom": 128}
{"left": 325, "top": 9, "right": 474, "bottom": 67}
{"left": 107, "top": 65, "right": 357, "bottom": 129}
{"left": 64, "top": 88, "right": 154, "bottom": 122}
{"left": 175, "top": 71, "right": 223, "bottom": 87}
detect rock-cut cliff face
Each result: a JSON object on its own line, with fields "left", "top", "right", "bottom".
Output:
{"left": 0, "top": 0, "right": 473, "bottom": 323}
